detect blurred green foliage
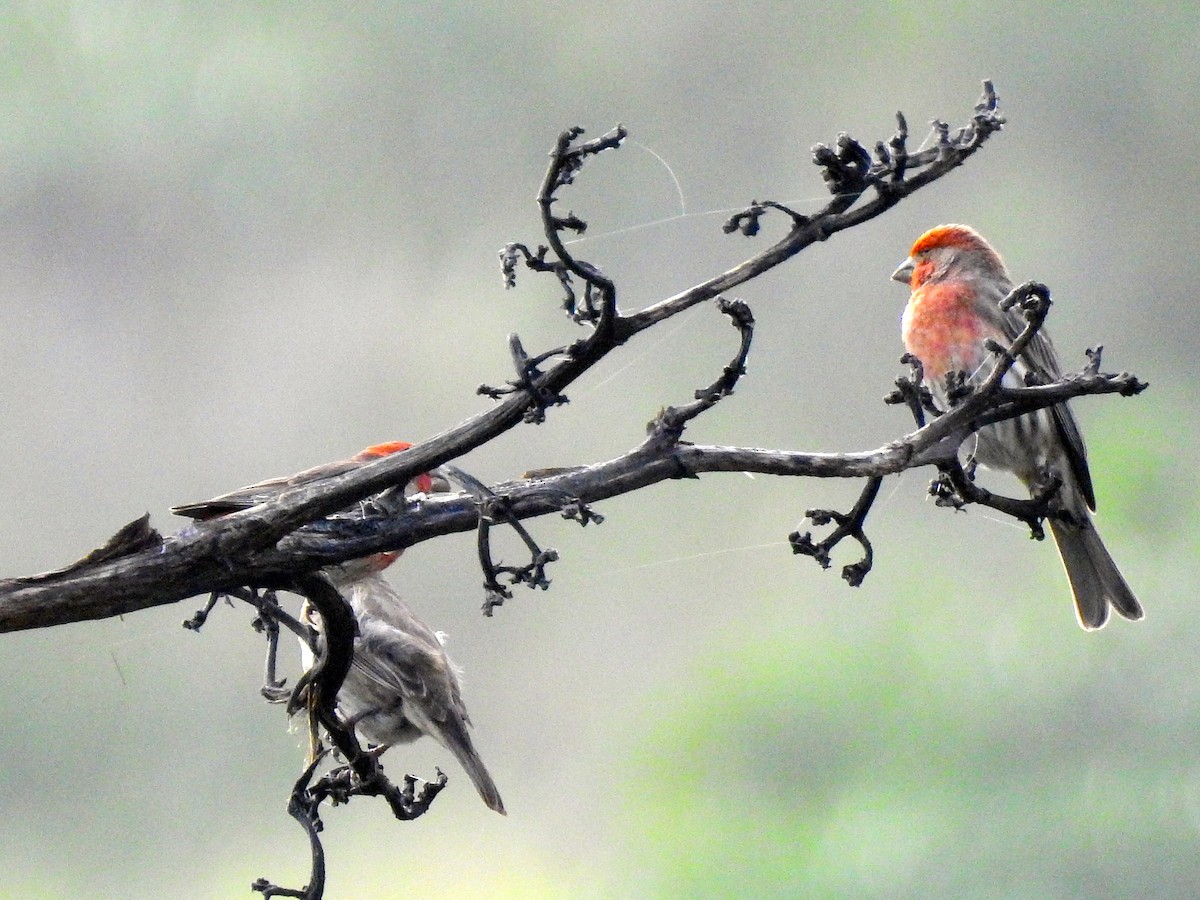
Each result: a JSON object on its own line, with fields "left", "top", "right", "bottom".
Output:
{"left": 621, "top": 399, "right": 1197, "bottom": 898}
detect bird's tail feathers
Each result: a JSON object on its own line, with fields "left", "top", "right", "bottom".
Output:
{"left": 438, "top": 716, "right": 506, "bottom": 815}
{"left": 1049, "top": 518, "right": 1142, "bottom": 630}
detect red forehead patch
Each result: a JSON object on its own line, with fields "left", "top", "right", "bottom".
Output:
{"left": 353, "top": 440, "right": 436, "bottom": 494}
{"left": 909, "top": 224, "right": 987, "bottom": 256}
{"left": 355, "top": 440, "right": 414, "bottom": 460}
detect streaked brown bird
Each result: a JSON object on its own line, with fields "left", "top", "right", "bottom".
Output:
{"left": 174, "top": 442, "right": 506, "bottom": 813}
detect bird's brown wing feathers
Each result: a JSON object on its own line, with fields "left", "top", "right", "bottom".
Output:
{"left": 998, "top": 298, "right": 1096, "bottom": 511}
{"left": 171, "top": 459, "right": 362, "bottom": 519}
{"left": 351, "top": 619, "right": 460, "bottom": 723}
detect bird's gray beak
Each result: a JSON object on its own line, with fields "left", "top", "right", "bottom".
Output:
{"left": 891, "top": 257, "right": 915, "bottom": 285}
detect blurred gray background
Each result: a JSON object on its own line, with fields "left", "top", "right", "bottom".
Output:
{"left": 1, "top": 4, "right": 1197, "bottom": 898}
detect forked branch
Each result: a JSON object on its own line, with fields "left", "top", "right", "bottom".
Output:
{"left": 0, "top": 79, "right": 1151, "bottom": 900}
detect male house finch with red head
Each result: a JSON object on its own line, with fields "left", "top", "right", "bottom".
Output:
{"left": 174, "top": 442, "right": 506, "bottom": 814}
{"left": 892, "top": 225, "right": 1142, "bottom": 629}
{"left": 171, "top": 440, "right": 439, "bottom": 521}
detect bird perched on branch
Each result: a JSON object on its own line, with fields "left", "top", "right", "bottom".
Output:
{"left": 170, "top": 440, "right": 437, "bottom": 520}
{"left": 892, "top": 224, "right": 1142, "bottom": 629}
{"left": 312, "top": 553, "right": 505, "bottom": 814}
{"left": 173, "top": 442, "right": 506, "bottom": 813}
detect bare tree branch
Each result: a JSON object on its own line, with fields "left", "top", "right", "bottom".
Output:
{"left": 790, "top": 476, "right": 883, "bottom": 586}
{"left": 0, "top": 79, "right": 1155, "bottom": 898}
{"left": 0, "top": 346, "right": 1142, "bottom": 632}
{"left": 0, "top": 81, "right": 1014, "bottom": 634}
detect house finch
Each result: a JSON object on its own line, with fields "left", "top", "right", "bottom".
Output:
{"left": 170, "top": 440, "right": 441, "bottom": 521}
{"left": 306, "top": 561, "right": 506, "bottom": 814}
{"left": 891, "top": 224, "right": 1142, "bottom": 629}
{"left": 174, "top": 442, "right": 506, "bottom": 814}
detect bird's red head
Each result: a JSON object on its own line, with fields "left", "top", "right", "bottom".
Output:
{"left": 354, "top": 440, "right": 414, "bottom": 460}
{"left": 353, "top": 441, "right": 440, "bottom": 494}
{"left": 331, "top": 440, "right": 446, "bottom": 578}
{"left": 907, "top": 223, "right": 994, "bottom": 257}
{"left": 894, "top": 224, "right": 1008, "bottom": 288}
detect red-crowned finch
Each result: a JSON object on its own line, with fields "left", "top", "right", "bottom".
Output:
{"left": 892, "top": 224, "right": 1142, "bottom": 629}
{"left": 171, "top": 440, "right": 441, "bottom": 522}
{"left": 174, "top": 442, "right": 506, "bottom": 814}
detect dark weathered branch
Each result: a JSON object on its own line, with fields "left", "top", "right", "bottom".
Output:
{"left": 476, "top": 333, "right": 572, "bottom": 424}
{"left": 16, "top": 513, "right": 163, "bottom": 582}
{"left": 647, "top": 296, "right": 755, "bottom": 444}
{"left": 257, "top": 746, "right": 445, "bottom": 899}
{"left": 184, "top": 586, "right": 306, "bottom": 700}
{"left": 625, "top": 81, "right": 1004, "bottom": 334}
{"left": 789, "top": 476, "right": 883, "bottom": 586}
{"left": 0, "top": 83, "right": 1011, "bottom": 633}
{"left": 181, "top": 590, "right": 225, "bottom": 631}
{"left": 254, "top": 599, "right": 291, "bottom": 703}
{"left": 928, "top": 459, "right": 1061, "bottom": 540}
{"left": 0, "top": 80, "right": 1153, "bottom": 900}
{"left": 251, "top": 748, "right": 447, "bottom": 899}
{"left": 440, "top": 464, "right": 560, "bottom": 615}
{"left": 0, "top": 351, "right": 1143, "bottom": 633}
{"left": 885, "top": 353, "right": 939, "bottom": 427}
{"left": 252, "top": 755, "right": 326, "bottom": 900}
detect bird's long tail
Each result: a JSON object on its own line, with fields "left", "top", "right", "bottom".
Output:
{"left": 1048, "top": 518, "right": 1143, "bottom": 630}
{"left": 441, "top": 718, "right": 506, "bottom": 815}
